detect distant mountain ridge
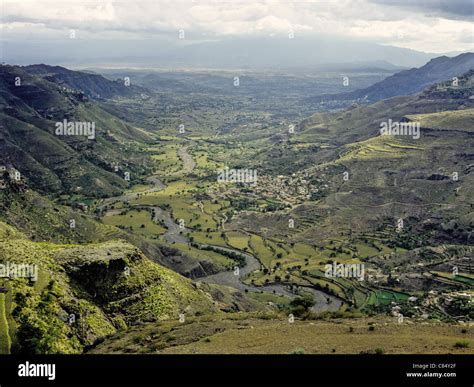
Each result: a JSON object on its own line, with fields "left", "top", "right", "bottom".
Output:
{"left": 23, "top": 64, "right": 149, "bottom": 100}
{"left": 308, "top": 52, "right": 474, "bottom": 104}
{"left": 310, "top": 60, "right": 407, "bottom": 73}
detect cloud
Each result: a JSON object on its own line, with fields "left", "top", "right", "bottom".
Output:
{"left": 369, "top": 0, "right": 474, "bottom": 21}
{"left": 1, "top": 0, "right": 472, "bottom": 54}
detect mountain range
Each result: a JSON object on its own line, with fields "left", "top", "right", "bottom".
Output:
{"left": 309, "top": 52, "right": 474, "bottom": 104}
{"left": 0, "top": 53, "right": 472, "bottom": 354}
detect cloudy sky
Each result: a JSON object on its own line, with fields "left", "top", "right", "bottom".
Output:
{"left": 1, "top": 0, "right": 473, "bottom": 67}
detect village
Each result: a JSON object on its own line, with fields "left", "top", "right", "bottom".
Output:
{"left": 209, "top": 169, "right": 328, "bottom": 209}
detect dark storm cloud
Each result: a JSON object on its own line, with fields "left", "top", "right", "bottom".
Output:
{"left": 370, "top": 0, "right": 474, "bottom": 21}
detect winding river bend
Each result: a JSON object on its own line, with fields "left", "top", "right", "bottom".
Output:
{"left": 99, "top": 144, "right": 343, "bottom": 313}
{"left": 198, "top": 244, "right": 342, "bottom": 312}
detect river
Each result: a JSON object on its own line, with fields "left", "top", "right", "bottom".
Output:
{"left": 99, "top": 143, "right": 343, "bottom": 313}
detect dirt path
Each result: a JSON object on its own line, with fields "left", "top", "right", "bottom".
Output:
{"left": 178, "top": 146, "right": 196, "bottom": 173}
{"left": 151, "top": 206, "right": 188, "bottom": 244}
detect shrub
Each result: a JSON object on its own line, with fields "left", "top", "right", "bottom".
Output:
{"left": 290, "top": 348, "right": 305, "bottom": 355}
{"left": 290, "top": 295, "right": 315, "bottom": 310}
{"left": 453, "top": 341, "right": 469, "bottom": 348}
{"left": 132, "top": 335, "right": 143, "bottom": 344}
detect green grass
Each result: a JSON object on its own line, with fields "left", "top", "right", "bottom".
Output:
{"left": 385, "top": 142, "right": 423, "bottom": 150}
{"left": 172, "top": 243, "right": 234, "bottom": 269}
{"left": 249, "top": 235, "right": 274, "bottom": 268}
{"left": 355, "top": 243, "right": 380, "bottom": 258}
{"left": 338, "top": 137, "right": 407, "bottom": 162}
{"left": 172, "top": 201, "right": 218, "bottom": 230}
{"left": 406, "top": 108, "right": 474, "bottom": 132}
{"left": 191, "top": 231, "right": 228, "bottom": 247}
{"left": 0, "top": 292, "right": 11, "bottom": 354}
{"left": 193, "top": 151, "right": 224, "bottom": 175}
{"left": 366, "top": 289, "right": 411, "bottom": 306}
{"left": 353, "top": 287, "right": 370, "bottom": 308}
{"left": 226, "top": 232, "right": 250, "bottom": 251}
{"left": 431, "top": 272, "right": 474, "bottom": 286}
{"left": 292, "top": 243, "right": 317, "bottom": 257}
{"left": 4, "top": 282, "right": 18, "bottom": 352}
{"left": 125, "top": 184, "right": 154, "bottom": 193}
{"left": 149, "top": 144, "right": 183, "bottom": 175}
{"left": 102, "top": 209, "right": 166, "bottom": 238}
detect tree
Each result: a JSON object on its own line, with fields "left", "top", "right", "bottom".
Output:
{"left": 289, "top": 295, "right": 315, "bottom": 317}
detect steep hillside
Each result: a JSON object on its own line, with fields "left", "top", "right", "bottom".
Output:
{"left": 23, "top": 64, "right": 149, "bottom": 100}
{"left": 299, "top": 69, "right": 474, "bottom": 146}
{"left": 0, "top": 221, "right": 218, "bottom": 354}
{"left": 309, "top": 52, "right": 474, "bottom": 104}
{"left": 0, "top": 179, "right": 124, "bottom": 244}
{"left": 283, "top": 71, "right": 474, "bottom": 244}
{"left": 0, "top": 65, "right": 153, "bottom": 197}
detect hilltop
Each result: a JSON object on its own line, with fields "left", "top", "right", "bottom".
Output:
{"left": 23, "top": 64, "right": 149, "bottom": 100}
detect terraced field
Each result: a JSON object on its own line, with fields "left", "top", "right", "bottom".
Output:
{"left": 406, "top": 108, "right": 474, "bottom": 132}
{"left": 103, "top": 209, "right": 166, "bottom": 238}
